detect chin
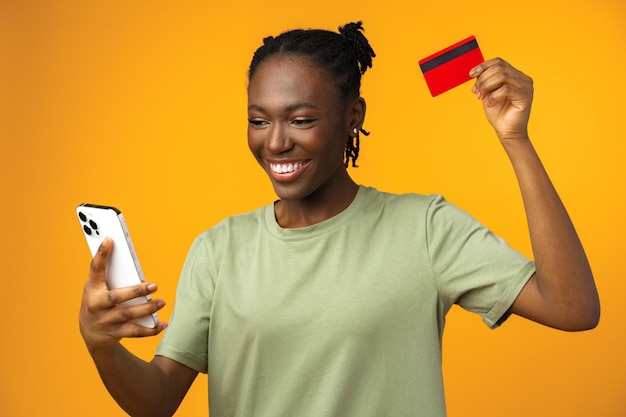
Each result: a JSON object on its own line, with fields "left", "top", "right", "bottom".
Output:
{"left": 269, "top": 177, "right": 322, "bottom": 202}
{"left": 271, "top": 185, "right": 310, "bottom": 201}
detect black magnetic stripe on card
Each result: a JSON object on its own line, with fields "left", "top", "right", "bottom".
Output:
{"left": 419, "top": 39, "right": 479, "bottom": 73}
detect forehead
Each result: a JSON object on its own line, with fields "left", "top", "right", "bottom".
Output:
{"left": 247, "top": 55, "right": 341, "bottom": 107}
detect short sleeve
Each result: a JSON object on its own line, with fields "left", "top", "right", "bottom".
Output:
{"left": 425, "top": 195, "right": 535, "bottom": 328}
{"left": 155, "top": 236, "right": 214, "bottom": 373}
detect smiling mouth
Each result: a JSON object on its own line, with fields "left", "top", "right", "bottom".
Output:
{"left": 269, "top": 160, "right": 311, "bottom": 174}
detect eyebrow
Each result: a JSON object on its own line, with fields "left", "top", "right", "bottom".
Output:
{"left": 247, "top": 102, "right": 320, "bottom": 112}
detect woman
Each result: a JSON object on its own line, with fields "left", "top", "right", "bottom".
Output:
{"left": 79, "top": 22, "right": 599, "bottom": 417}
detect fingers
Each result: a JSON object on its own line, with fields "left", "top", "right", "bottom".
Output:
{"left": 470, "top": 58, "right": 533, "bottom": 106}
{"left": 84, "top": 280, "right": 163, "bottom": 313}
{"left": 85, "top": 237, "right": 161, "bottom": 321}
{"left": 468, "top": 57, "right": 534, "bottom": 140}
{"left": 80, "top": 283, "right": 168, "bottom": 350}
{"left": 100, "top": 298, "right": 167, "bottom": 336}
{"left": 80, "top": 237, "right": 168, "bottom": 349}
{"left": 88, "top": 237, "right": 113, "bottom": 288}
{"left": 89, "top": 298, "right": 166, "bottom": 329}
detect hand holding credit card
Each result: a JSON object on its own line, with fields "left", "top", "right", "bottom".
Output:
{"left": 419, "top": 36, "right": 484, "bottom": 97}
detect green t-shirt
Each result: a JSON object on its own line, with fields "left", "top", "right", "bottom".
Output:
{"left": 156, "top": 186, "right": 535, "bottom": 416}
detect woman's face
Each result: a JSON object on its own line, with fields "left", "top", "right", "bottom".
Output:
{"left": 247, "top": 54, "right": 359, "bottom": 202}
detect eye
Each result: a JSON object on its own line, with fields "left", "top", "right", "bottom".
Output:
{"left": 291, "top": 118, "right": 316, "bottom": 127}
{"left": 248, "top": 118, "right": 269, "bottom": 128}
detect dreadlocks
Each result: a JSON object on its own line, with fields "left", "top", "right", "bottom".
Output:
{"left": 248, "top": 21, "right": 376, "bottom": 167}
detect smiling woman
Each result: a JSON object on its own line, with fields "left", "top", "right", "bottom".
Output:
{"left": 77, "top": 21, "right": 599, "bottom": 417}
{"left": 248, "top": 22, "right": 375, "bottom": 167}
{"left": 247, "top": 54, "right": 363, "bottom": 224}
{"left": 245, "top": 23, "right": 375, "bottom": 226}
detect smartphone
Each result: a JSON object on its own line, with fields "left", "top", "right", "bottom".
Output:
{"left": 76, "top": 203, "right": 158, "bottom": 328}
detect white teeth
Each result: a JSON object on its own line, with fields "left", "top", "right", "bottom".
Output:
{"left": 270, "top": 161, "right": 306, "bottom": 174}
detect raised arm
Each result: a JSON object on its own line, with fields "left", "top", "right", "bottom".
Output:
{"left": 470, "top": 58, "right": 600, "bottom": 331}
{"left": 79, "top": 238, "right": 198, "bottom": 416}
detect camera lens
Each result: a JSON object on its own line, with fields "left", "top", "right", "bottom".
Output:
{"left": 78, "top": 212, "right": 87, "bottom": 222}
{"left": 83, "top": 225, "right": 92, "bottom": 235}
{"left": 89, "top": 220, "right": 98, "bottom": 230}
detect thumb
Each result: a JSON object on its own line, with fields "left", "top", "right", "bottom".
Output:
{"left": 87, "top": 237, "right": 113, "bottom": 288}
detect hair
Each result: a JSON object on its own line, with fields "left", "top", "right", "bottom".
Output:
{"left": 248, "top": 21, "right": 376, "bottom": 167}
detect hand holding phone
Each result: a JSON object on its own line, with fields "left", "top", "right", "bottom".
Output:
{"left": 77, "top": 204, "right": 159, "bottom": 328}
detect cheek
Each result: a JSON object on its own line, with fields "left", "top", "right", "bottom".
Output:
{"left": 305, "top": 124, "right": 346, "bottom": 154}
{"left": 247, "top": 127, "right": 262, "bottom": 154}
{"left": 247, "top": 130, "right": 267, "bottom": 169}
{"left": 318, "top": 130, "right": 348, "bottom": 158}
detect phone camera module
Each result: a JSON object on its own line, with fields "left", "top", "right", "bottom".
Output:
{"left": 78, "top": 211, "right": 87, "bottom": 222}
{"left": 81, "top": 217, "right": 100, "bottom": 237}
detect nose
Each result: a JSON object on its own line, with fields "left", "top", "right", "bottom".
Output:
{"left": 266, "top": 123, "right": 293, "bottom": 154}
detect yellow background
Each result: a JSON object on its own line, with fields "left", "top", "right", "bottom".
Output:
{"left": 2, "top": 0, "right": 625, "bottom": 416}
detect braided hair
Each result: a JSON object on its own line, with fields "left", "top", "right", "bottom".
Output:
{"left": 248, "top": 21, "right": 376, "bottom": 167}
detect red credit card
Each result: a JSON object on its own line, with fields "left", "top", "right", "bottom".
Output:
{"left": 419, "top": 36, "right": 484, "bottom": 97}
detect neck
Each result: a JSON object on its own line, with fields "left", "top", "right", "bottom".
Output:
{"left": 274, "top": 173, "right": 359, "bottom": 228}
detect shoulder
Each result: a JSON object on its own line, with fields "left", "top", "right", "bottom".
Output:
{"left": 198, "top": 204, "right": 267, "bottom": 238}
{"left": 360, "top": 187, "right": 483, "bottom": 236}
{"left": 185, "top": 204, "right": 270, "bottom": 258}
{"left": 360, "top": 185, "right": 444, "bottom": 216}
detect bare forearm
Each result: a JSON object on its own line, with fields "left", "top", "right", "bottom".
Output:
{"left": 503, "top": 136, "right": 600, "bottom": 330}
{"left": 89, "top": 344, "right": 177, "bottom": 417}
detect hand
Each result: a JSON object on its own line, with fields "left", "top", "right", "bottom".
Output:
{"left": 470, "top": 58, "right": 534, "bottom": 141}
{"left": 79, "top": 237, "right": 167, "bottom": 353}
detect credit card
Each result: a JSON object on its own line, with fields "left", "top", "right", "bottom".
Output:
{"left": 419, "top": 36, "right": 484, "bottom": 97}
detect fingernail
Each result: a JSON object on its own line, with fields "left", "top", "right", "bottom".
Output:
{"left": 156, "top": 299, "right": 166, "bottom": 309}
{"left": 469, "top": 67, "right": 478, "bottom": 77}
{"left": 146, "top": 283, "right": 157, "bottom": 292}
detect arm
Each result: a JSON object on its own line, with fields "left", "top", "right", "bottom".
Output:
{"left": 79, "top": 238, "right": 198, "bottom": 416}
{"left": 470, "top": 59, "right": 600, "bottom": 331}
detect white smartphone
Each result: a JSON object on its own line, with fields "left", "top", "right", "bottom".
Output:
{"left": 76, "top": 203, "right": 158, "bottom": 328}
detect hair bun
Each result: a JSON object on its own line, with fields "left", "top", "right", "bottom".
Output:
{"left": 338, "top": 21, "right": 376, "bottom": 74}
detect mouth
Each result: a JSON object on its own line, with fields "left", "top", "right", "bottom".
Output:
{"left": 267, "top": 160, "right": 311, "bottom": 180}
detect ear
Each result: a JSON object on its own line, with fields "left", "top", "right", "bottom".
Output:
{"left": 348, "top": 97, "right": 366, "bottom": 135}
